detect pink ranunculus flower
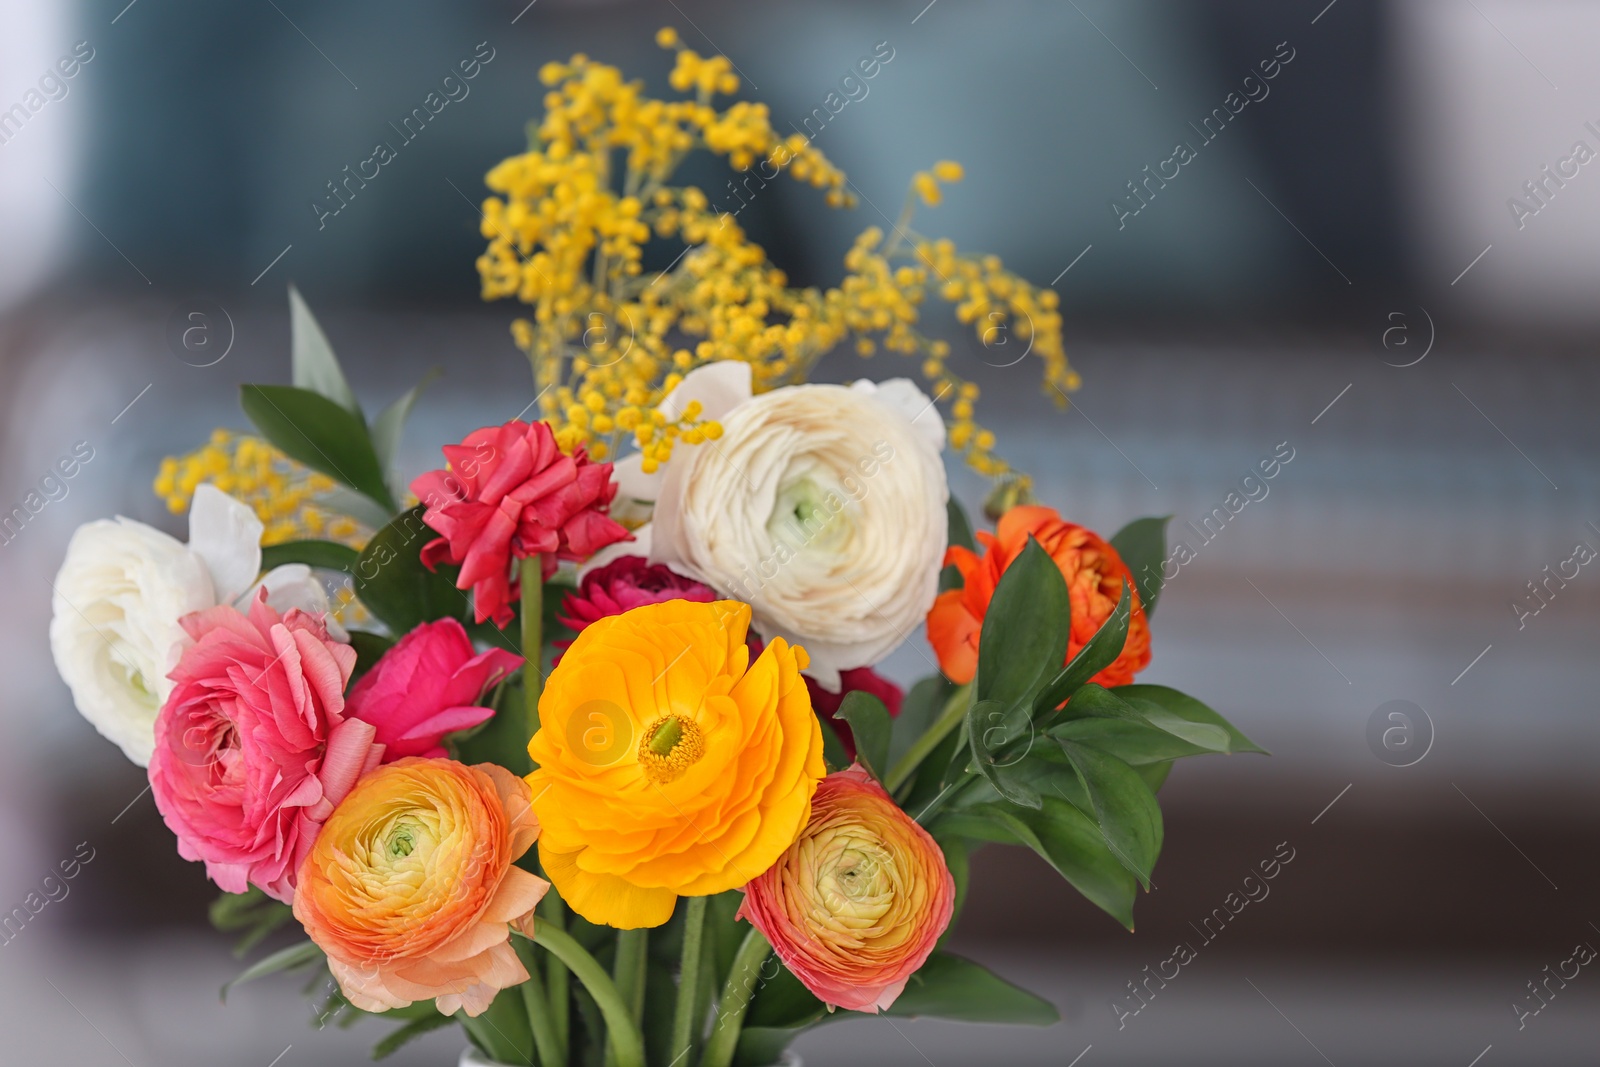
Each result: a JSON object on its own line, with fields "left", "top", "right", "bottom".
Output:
{"left": 737, "top": 764, "right": 955, "bottom": 1013}
{"left": 556, "top": 555, "right": 715, "bottom": 649}
{"left": 149, "top": 593, "right": 378, "bottom": 904}
{"left": 410, "top": 420, "right": 632, "bottom": 628}
{"left": 345, "top": 618, "right": 522, "bottom": 760}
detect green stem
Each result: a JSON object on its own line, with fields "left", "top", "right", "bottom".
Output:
{"left": 520, "top": 556, "right": 544, "bottom": 743}
{"left": 526, "top": 922, "right": 646, "bottom": 1067}
{"left": 541, "top": 892, "right": 570, "bottom": 1061}
{"left": 606, "top": 929, "right": 648, "bottom": 1066}
{"left": 514, "top": 937, "right": 563, "bottom": 1067}
{"left": 669, "top": 897, "right": 709, "bottom": 1065}
{"left": 885, "top": 683, "right": 972, "bottom": 794}
{"left": 699, "top": 928, "right": 771, "bottom": 1067}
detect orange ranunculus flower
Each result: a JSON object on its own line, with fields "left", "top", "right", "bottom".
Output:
{"left": 927, "top": 505, "right": 1151, "bottom": 688}
{"left": 736, "top": 764, "right": 955, "bottom": 1012}
{"left": 527, "top": 599, "right": 826, "bottom": 930}
{"left": 292, "top": 758, "right": 547, "bottom": 1018}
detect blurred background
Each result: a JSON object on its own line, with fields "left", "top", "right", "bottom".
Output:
{"left": 1, "top": 0, "right": 1597, "bottom": 1064}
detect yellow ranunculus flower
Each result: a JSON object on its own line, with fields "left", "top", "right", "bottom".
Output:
{"left": 528, "top": 599, "right": 825, "bottom": 928}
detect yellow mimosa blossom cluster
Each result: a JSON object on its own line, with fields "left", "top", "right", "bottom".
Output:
{"left": 476, "top": 29, "right": 1078, "bottom": 484}
{"left": 153, "top": 430, "right": 367, "bottom": 548}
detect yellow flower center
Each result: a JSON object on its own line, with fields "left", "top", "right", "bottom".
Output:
{"left": 638, "top": 714, "right": 705, "bottom": 784}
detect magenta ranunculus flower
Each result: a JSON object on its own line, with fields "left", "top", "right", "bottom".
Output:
{"left": 557, "top": 555, "right": 716, "bottom": 636}
{"left": 150, "top": 594, "right": 378, "bottom": 904}
{"left": 410, "top": 420, "right": 632, "bottom": 628}
{"left": 345, "top": 618, "right": 522, "bottom": 760}
{"left": 737, "top": 764, "right": 955, "bottom": 1013}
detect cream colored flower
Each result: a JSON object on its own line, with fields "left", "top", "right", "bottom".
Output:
{"left": 50, "top": 485, "right": 335, "bottom": 765}
{"left": 622, "top": 363, "right": 947, "bottom": 690}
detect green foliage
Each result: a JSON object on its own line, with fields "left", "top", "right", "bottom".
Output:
{"left": 240, "top": 384, "right": 396, "bottom": 512}
{"left": 888, "top": 953, "right": 1058, "bottom": 1024}
{"left": 833, "top": 690, "right": 891, "bottom": 781}
{"left": 373, "top": 1012, "right": 457, "bottom": 1060}
{"left": 1109, "top": 515, "right": 1170, "bottom": 618}
{"left": 221, "top": 940, "right": 323, "bottom": 1001}
{"left": 1055, "top": 740, "right": 1163, "bottom": 889}
{"left": 288, "top": 283, "right": 360, "bottom": 416}
{"left": 208, "top": 886, "right": 294, "bottom": 957}
{"left": 258, "top": 539, "right": 361, "bottom": 572}
{"left": 352, "top": 506, "right": 470, "bottom": 634}
{"left": 1032, "top": 581, "right": 1131, "bottom": 719}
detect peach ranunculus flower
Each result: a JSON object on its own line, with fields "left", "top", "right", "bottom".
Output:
{"left": 293, "top": 758, "right": 548, "bottom": 1018}
{"left": 527, "top": 599, "right": 826, "bottom": 930}
{"left": 927, "top": 505, "right": 1151, "bottom": 688}
{"left": 736, "top": 764, "right": 955, "bottom": 1013}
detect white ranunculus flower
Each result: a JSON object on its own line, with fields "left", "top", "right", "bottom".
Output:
{"left": 626, "top": 362, "right": 948, "bottom": 690}
{"left": 49, "top": 484, "right": 337, "bottom": 765}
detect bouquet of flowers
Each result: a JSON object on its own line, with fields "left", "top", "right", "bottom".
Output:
{"left": 48, "top": 30, "right": 1259, "bottom": 1067}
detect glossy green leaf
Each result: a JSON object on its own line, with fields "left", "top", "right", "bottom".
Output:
{"left": 816, "top": 713, "right": 851, "bottom": 773}
{"left": 834, "top": 690, "right": 891, "bottom": 781}
{"left": 1109, "top": 515, "right": 1170, "bottom": 619}
{"left": 975, "top": 537, "right": 1070, "bottom": 710}
{"left": 288, "top": 284, "right": 359, "bottom": 415}
{"left": 1051, "top": 716, "right": 1216, "bottom": 765}
{"left": 1135, "top": 760, "right": 1172, "bottom": 793}
{"left": 221, "top": 940, "right": 323, "bottom": 1001}
{"left": 941, "top": 798, "right": 1138, "bottom": 930}
{"left": 240, "top": 384, "right": 394, "bottom": 510}
{"left": 967, "top": 697, "right": 1040, "bottom": 808}
{"left": 373, "top": 1012, "right": 456, "bottom": 1060}
{"left": 352, "top": 505, "right": 469, "bottom": 634}
{"left": 888, "top": 676, "right": 953, "bottom": 770}
{"left": 372, "top": 368, "right": 440, "bottom": 498}
{"left": 1034, "top": 581, "right": 1130, "bottom": 717}
{"left": 258, "top": 539, "right": 360, "bottom": 573}
{"left": 888, "top": 953, "right": 1058, "bottom": 1025}
{"left": 1056, "top": 740, "right": 1163, "bottom": 889}
{"left": 1113, "top": 684, "right": 1268, "bottom": 754}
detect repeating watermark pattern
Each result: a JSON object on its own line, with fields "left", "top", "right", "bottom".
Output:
{"left": 1511, "top": 528, "right": 1597, "bottom": 631}
{"left": 1365, "top": 699, "right": 1433, "bottom": 768}
{"left": 1512, "top": 935, "right": 1595, "bottom": 1030}
{"left": 0, "top": 40, "right": 96, "bottom": 147}
{"left": 1110, "top": 41, "right": 1297, "bottom": 230}
{"left": 711, "top": 40, "right": 896, "bottom": 221}
{"left": 0, "top": 842, "right": 96, "bottom": 947}
{"left": 1379, "top": 307, "right": 1434, "bottom": 367}
{"left": 565, "top": 699, "right": 634, "bottom": 766}
{"left": 1135, "top": 441, "right": 1295, "bottom": 600}
{"left": 165, "top": 297, "right": 234, "bottom": 367}
{"left": 1111, "top": 841, "right": 1297, "bottom": 1029}
{"left": 0, "top": 440, "right": 96, "bottom": 547}
{"left": 313, "top": 42, "right": 496, "bottom": 230}
{"left": 1507, "top": 120, "right": 1600, "bottom": 231}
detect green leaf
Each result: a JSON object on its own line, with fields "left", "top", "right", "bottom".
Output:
{"left": 888, "top": 953, "right": 1058, "bottom": 1025}
{"left": 1112, "top": 684, "right": 1268, "bottom": 755}
{"left": 967, "top": 697, "right": 1041, "bottom": 809}
{"left": 208, "top": 887, "right": 294, "bottom": 958}
{"left": 1034, "top": 581, "right": 1130, "bottom": 717}
{"left": 1109, "top": 515, "right": 1170, "bottom": 619}
{"left": 947, "top": 497, "right": 977, "bottom": 552}
{"left": 1051, "top": 716, "right": 1216, "bottom": 765}
{"left": 934, "top": 834, "right": 970, "bottom": 949}
{"left": 258, "top": 539, "right": 360, "bottom": 573}
{"left": 1056, "top": 740, "right": 1163, "bottom": 889}
{"left": 888, "top": 676, "right": 954, "bottom": 770}
{"left": 816, "top": 712, "right": 851, "bottom": 773}
{"left": 976, "top": 537, "right": 1070, "bottom": 711}
{"left": 371, "top": 368, "right": 440, "bottom": 499}
{"left": 373, "top": 1012, "right": 456, "bottom": 1060}
{"left": 1135, "top": 760, "right": 1172, "bottom": 794}
{"left": 240, "top": 384, "right": 395, "bottom": 511}
{"left": 834, "top": 690, "right": 891, "bottom": 781}
{"left": 940, "top": 798, "right": 1138, "bottom": 929}
{"left": 745, "top": 964, "right": 825, "bottom": 1030}
{"left": 221, "top": 940, "right": 323, "bottom": 1001}
{"left": 352, "top": 506, "right": 469, "bottom": 634}
{"left": 899, "top": 723, "right": 966, "bottom": 817}
{"left": 288, "top": 283, "right": 359, "bottom": 415}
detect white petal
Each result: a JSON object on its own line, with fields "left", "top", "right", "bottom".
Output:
{"left": 851, "top": 377, "right": 946, "bottom": 452}
{"left": 247, "top": 565, "right": 347, "bottom": 641}
{"left": 610, "top": 451, "right": 661, "bottom": 518}
{"left": 659, "top": 360, "right": 752, "bottom": 423}
{"left": 187, "top": 485, "right": 263, "bottom": 604}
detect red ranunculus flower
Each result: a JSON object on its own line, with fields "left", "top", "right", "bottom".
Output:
{"left": 345, "top": 618, "right": 523, "bottom": 760}
{"left": 410, "top": 420, "right": 631, "bottom": 627}
{"left": 556, "top": 555, "right": 716, "bottom": 641}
